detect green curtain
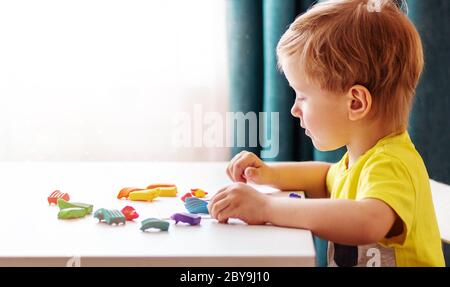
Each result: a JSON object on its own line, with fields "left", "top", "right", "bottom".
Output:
{"left": 227, "top": 0, "right": 263, "bottom": 157}
{"left": 227, "top": 0, "right": 450, "bottom": 267}
{"left": 408, "top": 0, "right": 450, "bottom": 186}
{"left": 408, "top": 0, "right": 450, "bottom": 267}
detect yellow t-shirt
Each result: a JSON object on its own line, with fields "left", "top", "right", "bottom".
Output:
{"left": 326, "top": 132, "right": 445, "bottom": 267}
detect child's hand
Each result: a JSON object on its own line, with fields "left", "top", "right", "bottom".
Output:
{"left": 208, "top": 183, "right": 271, "bottom": 225}
{"left": 226, "top": 151, "right": 275, "bottom": 185}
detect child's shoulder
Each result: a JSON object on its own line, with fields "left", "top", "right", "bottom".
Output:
{"left": 367, "top": 132, "right": 426, "bottom": 175}
{"left": 328, "top": 131, "right": 428, "bottom": 189}
{"left": 359, "top": 132, "right": 430, "bottom": 193}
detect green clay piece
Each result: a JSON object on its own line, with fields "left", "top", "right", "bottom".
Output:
{"left": 140, "top": 218, "right": 170, "bottom": 232}
{"left": 58, "top": 207, "right": 88, "bottom": 219}
{"left": 57, "top": 198, "right": 93, "bottom": 214}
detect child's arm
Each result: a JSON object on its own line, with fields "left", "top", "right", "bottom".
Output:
{"left": 209, "top": 184, "right": 397, "bottom": 245}
{"left": 266, "top": 197, "right": 397, "bottom": 245}
{"left": 227, "top": 151, "right": 331, "bottom": 199}
{"left": 267, "top": 162, "right": 332, "bottom": 198}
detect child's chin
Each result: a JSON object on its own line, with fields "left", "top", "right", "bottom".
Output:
{"left": 313, "top": 144, "right": 329, "bottom": 152}
{"left": 311, "top": 139, "right": 339, "bottom": 152}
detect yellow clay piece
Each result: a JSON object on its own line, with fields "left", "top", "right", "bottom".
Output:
{"left": 192, "top": 189, "right": 206, "bottom": 198}
{"left": 128, "top": 189, "right": 160, "bottom": 201}
{"left": 156, "top": 187, "right": 178, "bottom": 197}
{"left": 117, "top": 187, "right": 144, "bottom": 199}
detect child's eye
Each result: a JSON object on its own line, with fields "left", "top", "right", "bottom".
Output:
{"left": 296, "top": 97, "right": 306, "bottom": 102}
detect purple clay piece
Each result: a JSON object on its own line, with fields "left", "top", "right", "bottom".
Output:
{"left": 289, "top": 192, "right": 302, "bottom": 199}
{"left": 170, "top": 212, "right": 202, "bottom": 226}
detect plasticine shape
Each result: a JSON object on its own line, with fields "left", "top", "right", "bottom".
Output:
{"left": 48, "top": 190, "right": 70, "bottom": 205}
{"left": 57, "top": 198, "right": 93, "bottom": 214}
{"left": 155, "top": 187, "right": 177, "bottom": 197}
{"left": 117, "top": 187, "right": 145, "bottom": 199}
{"left": 181, "top": 192, "right": 193, "bottom": 202}
{"left": 128, "top": 189, "right": 160, "bottom": 202}
{"left": 121, "top": 205, "right": 139, "bottom": 221}
{"left": 171, "top": 212, "right": 201, "bottom": 226}
{"left": 289, "top": 192, "right": 302, "bottom": 199}
{"left": 145, "top": 184, "right": 177, "bottom": 197}
{"left": 140, "top": 218, "right": 170, "bottom": 232}
{"left": 58, "top": 207, "right": 88, "bottom": 219}
{"left": 191, "top": 188, "right": 207, "bottom": 198}
{"left": 184, "top": 197, "right": 209, "bottom": 214}
{"left": 146, "top": 184, "right": 176, "bottom": 189}
{"left": 94, "top": 208, "right": 126, "bottom": 225}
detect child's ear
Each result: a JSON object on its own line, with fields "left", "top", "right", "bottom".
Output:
{"left": 346, "top": 85, "right": 372, "bottom": 121}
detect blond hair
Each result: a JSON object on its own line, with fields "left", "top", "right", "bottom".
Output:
{"left": 277, "top": 0, "right": 424, "bottom": 132}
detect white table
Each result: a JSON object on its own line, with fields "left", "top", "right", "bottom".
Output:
{"left": 0, "top": 162, "right": 315, "bottom": 267}
{"left": 430, "top": 179, "right": 450, "bottom": 244}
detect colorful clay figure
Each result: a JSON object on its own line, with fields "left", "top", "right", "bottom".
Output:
{"left": 117, "top": 187, "right": 144, "bottom": 199}
{"left": 146, "top": 184, "right": 178, "bottom": 197}
{"left": 94, "top": 208, "right": 126, "bottom": 225}
{"left": 58, "top": 207, "right": 88, "bottom": 219}
{"left": 128, "top": 189, "right": 160, "bottom": 201}
{"left": 57, "top": 198, "right": 93, "bottom": 214}
{"left": 184, "top": 197, "right": 209, "bottom": 214}
{"left": 146, "top": 183, "right": 176, "bottom": 189}
{"left": 140, "top": 218, "right": 170, "bottom": 232}
{"left": 121, "top": 206, "right": 139, "bottom": 221}
{"left": 181, "top": 192, "right": 193, "bottom": 202}
{"left": 190, "top": 188, "right": 207, "bottom": 198}
{"left": 48, "top": 190, "right": 70, "bottom": 205}
{"left": 118, "top": 184, "right": 177, "bottom": 201}
{"left": 171, "top": 212, "right": 201, "bottom": 226}
{"left": 155, "top": 187, "right": 177, "bottom": 197}
{"left": 288, "top": 192, "right": 305, "bottom": 199}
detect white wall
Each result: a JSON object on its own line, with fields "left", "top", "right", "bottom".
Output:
{"left": 0, "top": 0, "right": 229, "bottom": 161}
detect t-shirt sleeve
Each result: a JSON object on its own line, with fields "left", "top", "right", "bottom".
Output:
{"left": 356, "top": 153, "right": 415, "bottom": 247}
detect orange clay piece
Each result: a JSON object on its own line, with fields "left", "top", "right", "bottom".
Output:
{"left": 117, "top": 187, "right": 145, "bottom": 199}
{"left": 146, "top": 183, "right": 176, "bottom": 189}
{"left": 190, "top": 188, "right": 207, "bottom": 198}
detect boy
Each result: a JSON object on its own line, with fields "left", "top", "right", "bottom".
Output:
{"left": 208, "top": 0, "right": 445, "bottom": 267}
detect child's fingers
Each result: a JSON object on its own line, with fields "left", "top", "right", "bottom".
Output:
{"left": 208, "top": 186, "right": 229, "bottom": 211}
{"left": 244, "top": 167, "right": 261, "bottom": 183}
{"left": 218, "top": 218, "right": 229, "bottom": 224}
{"left": 226, "top": 164, "right": 236, "bottom": 182}
{"left": 210, "top": 197, "right": 232, "bottom": 220}
{"left": 232, "top": 153, "right": 257, "bottom": 183}
{"left": 217, "top": 206, "right": 237, "bottom": 223}
{"left": 227, "top": 151, "right": 246, "bottom": 181}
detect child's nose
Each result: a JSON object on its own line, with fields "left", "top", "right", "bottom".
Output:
{"left": 291, "top": 103, "right": 302, "bottom": 118}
